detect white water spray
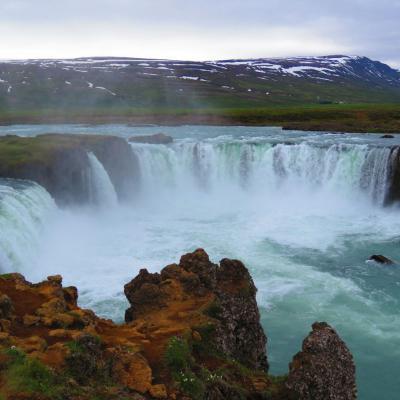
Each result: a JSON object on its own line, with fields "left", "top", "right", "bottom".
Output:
{"left": 131, "top": 140, "right": 394, "bottom": 205}
{"left": 0, "top": 179, "right": 55, "bottom": 272}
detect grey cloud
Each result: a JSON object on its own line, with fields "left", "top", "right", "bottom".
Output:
{"left": 0, "top": 0, "right": 399, "bottom": 67}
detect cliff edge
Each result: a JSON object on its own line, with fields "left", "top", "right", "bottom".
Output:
{"left": 0, "top": 134, "right": 140, "bottom": 205}
{"left": 0, "top": 249, "right": 356, "bottom": 399}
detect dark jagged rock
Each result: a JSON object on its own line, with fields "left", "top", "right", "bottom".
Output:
{"left": 203, "top": 381, "right": 246, "bottom": 400}
{"left": 0, "top": 134, "right": 140, "bottom": 205}
{"left": 129, "top": 133, "right": 173, "bottom": 144}
{"left": 381, "top": 134, "right": 395, "bottom": 138}
{"left": 215, "top": 258, "right": 268, "bottom": 371}
{"left": 368, "top": 254, "right": 395, "bottom": 265}
{"left": 286, "top": 322, "right": 357, "bottom": 400}
{"left": 0, "top": 294, "right": 13, "bottom": 319}
{"left": 124, "top": 248, "right": 268, "bottom": 371}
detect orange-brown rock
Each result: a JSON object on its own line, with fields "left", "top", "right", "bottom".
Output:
{"left": 111, "top": 351, "right": 152, "bottom": 393}
{"left": 149, "top": 384, "right": 168, "bottom": 399}
{"left": 124, "top": 248, "right": 268, "bottom": 370}
{"left": 0, "top": 250, "right": 357, "bottom": 400}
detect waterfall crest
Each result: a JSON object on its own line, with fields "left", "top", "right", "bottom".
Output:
{"left": 87, "top": 152, "right": 118, "bottom": 207}
{"left": 131, "top": 140, "right": 394, "bottom": 205}
{"left": 0, "top": 179, "right": 56, "bottom": 271}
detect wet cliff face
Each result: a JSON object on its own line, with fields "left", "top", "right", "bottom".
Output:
{"left": 385, "top": 147, "right": 400, "bottom": 205}
{"left": 0, "top": 134, "right": 140, "bottom": 206}
{"left": 0, "top": 145, "right": 90, "bottom": 206}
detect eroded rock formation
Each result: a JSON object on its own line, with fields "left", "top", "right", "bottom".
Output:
{"left": 286, "top": 322, "right": 357, "bottom": 400}
{"left": 124, "top": 249, "right": 268, "bottom": 371}
{"left": 0, "top": 250, "right": 357, "bottom": 399}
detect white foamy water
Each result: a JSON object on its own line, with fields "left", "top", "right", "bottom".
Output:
{"left": 87, "top": 152, "right": 118, "bottom": 207}
{"left": 0, "top": 126, "right": 400, "bottom": 400}
{"left": 0, "top": 179, "right": 56, "bottom": 271}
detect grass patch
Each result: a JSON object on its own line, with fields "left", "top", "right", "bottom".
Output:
{"left": 164, "top": 336, "right": 193, "bottom": 372}
{"left": 164, "top": 336, "right": 205, "bottom": 399}
{"left": 0, "top": 274, "right": 15, "bottom": 280}
{"left": 4, "top": 347, "right": 61, "bottom": 398}
{"left": 0, "top": 103, "right": 400, "bottom": 132}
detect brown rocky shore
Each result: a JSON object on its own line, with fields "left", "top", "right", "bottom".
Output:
{"left": 0, "top": 249, "right": 356, "bottom": 399}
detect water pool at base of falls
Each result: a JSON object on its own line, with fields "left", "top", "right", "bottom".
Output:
{"left": 1, "top": 125, "right": 400, "bottom": 400}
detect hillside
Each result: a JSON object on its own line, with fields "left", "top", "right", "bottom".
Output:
{"left": 0, "top": 55, "right": 400, "bottom": 112}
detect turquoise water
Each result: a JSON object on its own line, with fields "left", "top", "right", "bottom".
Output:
{"left": 0, "top": 125, "right": 399, "bottom": 399}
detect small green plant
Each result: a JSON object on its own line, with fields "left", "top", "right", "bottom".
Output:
{"left": 174, "top": 370, "right": 205, "bottom": 400}
{"left": 164, "top": 337, "right": 206, "bottom": 399}
{"left": 0, "top": 273, "right": 14, "bottom": 280}
{"left": 164, "top": 336, "right": 192, "bottom": 372}
{"left": 4, "top": 347, "right": 60, "bottom": 397}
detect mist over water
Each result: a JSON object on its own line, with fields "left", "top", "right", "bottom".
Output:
{"left": 1, "top": 126, "right": 400, "bottom": 399}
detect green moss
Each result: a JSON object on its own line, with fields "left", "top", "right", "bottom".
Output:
{"left": 0, "top": 273, "right": 15, "bottom": 280}
{"left": 173, "top": 370, "right": 205, "bottom": 400}
{"left": 4, "top": 347, "right": 62, "bottom": 398}
{"left": 0, "top": 133, "right": 118, "bottom": 171}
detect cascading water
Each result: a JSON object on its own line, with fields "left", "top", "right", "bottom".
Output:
{"left": 87, "top": 152, "right": 118, "bottom": 207}
{"left": 0, "top": 179, "right": 55, "bottom": 272}
{"left": 130, "top": 139, "right": 394, "bottom": 205}
{"left": 1, "top": 125, "right": 400, "bottom": 400}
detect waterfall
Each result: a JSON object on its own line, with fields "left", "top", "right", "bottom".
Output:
{"left": 87, "top": 152, "right": 118, "bottom": 207}
{"left": 130, "top": 140, "right": 394, "bottom": 205}
{"left": 0, "top": 179, "right": 56, "bottom": 272}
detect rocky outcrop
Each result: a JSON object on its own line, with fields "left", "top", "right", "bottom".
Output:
{"left": 129, "top": 133, "right": 173, "bottom": 144}
{"left": 286, "top": 322, "right": 357, "bottom": 400}
{"left": 125, "top": 248, "right": 268, "bottom": 371}
{"left": 0, "top": 134, "right": 140, "bottom": 205}
{"left": 0, "top": 250, "right": 357, "bottom": 400}
{"left": 381, "top": 134, "right": 395, "bottom": 139}
{"left": 368, "top": 254, "right": 395, "bottom": 265}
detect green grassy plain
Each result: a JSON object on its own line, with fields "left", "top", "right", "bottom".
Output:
{"left": 0, "top": 103, "right": 399, "bottom": 133}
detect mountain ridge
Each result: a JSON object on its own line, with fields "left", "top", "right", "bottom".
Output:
{"left": 1, "top": 55, "right": 400, "bottom": 110}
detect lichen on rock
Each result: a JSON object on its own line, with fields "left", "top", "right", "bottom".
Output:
{"left": 286, "top": 322, "right": 357, "bottom": 400}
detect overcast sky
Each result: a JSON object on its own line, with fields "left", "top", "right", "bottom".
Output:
{"left": 1, "top": 0, "right": 399, "bottom": 68}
